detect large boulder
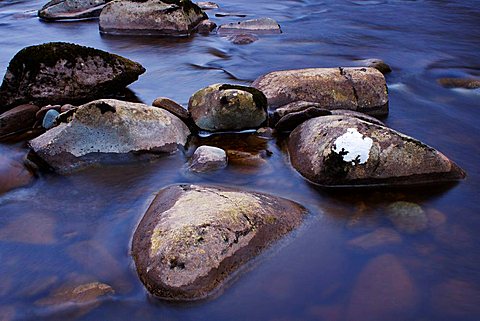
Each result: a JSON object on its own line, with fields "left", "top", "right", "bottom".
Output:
{"left": 288, "top": 115, "right": 465, "bottom": 186}
{"left": 188, "top": 83, "right": 267, "bottom": 132}
{"left": 0, "top": 42, "right": 145, "bottom": 113}
{"left": 132, "top": 184, "right": 307, "bottom": 300}
{"left": 99, "top": 0, "right": 207, "bottom": 36}
{"left": 38, "top": 0, "right": 112, "bottom": 21}
{"left": 252, "top": 67, "right": 389, "bottom": 116}
{"left": 29, "top": 99, "right": 190, "bottom": 173}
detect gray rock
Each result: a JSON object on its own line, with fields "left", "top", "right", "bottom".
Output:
{"left": 252, "top": 67, "right": 389, "bottom": 116}
{"left": 275, "top": 107, "right": 331, "bottom": 132}
{"left": 288, "top": 115, "right": 466, "bottom": 186}
{"left": 29, "top": 99, "right": 191, "bottom": 173}
{"left": 229, "top": 33, "right": 259, "bottom": 45}
{"left": 99, "top": 0, "right": 207, "bottom": 36}
{"left": 0, "top": 104, "right": 39, "bottom": 137}
{"left": 38, "top": 0, "right": 112, "bottom": 21}
{"left": 188, "top": 83, "right": 267, "bottom": 132}
{"left": 189, "top": 145, "right": 227, "bottom": 172}
{"left": 196, "top": 1, "right": 218, "bottom": 10}
{"left": 437, "top": 78, "right": 480, "bottom": 89}
{"left": 355, "top": 58, "right": 392, "bottom": 74}
{"left": 195, "top": 19, "right": 217, "bottom": 34}
{"left": 42, "top": 109, "right": 60, "bottom": 129}
{"left": 386, "top": 201, "right": 428, "bottom": 234}
{"left": 0, "top": 42, "right": 145, "bottom": 112}
{"left": 132, "top": 184, "right": 307, "bottom": 300}
{"left": 218, "top": 17, "right": 281, "bottom": 34}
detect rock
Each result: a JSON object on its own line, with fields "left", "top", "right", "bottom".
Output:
{"left": 99, "top": 0, "right": 207, "bottom": 36}
{"left": 430, "top": 279, "right": 480, "bottom": 318}
{"left": 426, "top": 208, "right": 447, "bottom": 228}
{"left": 0, "top": 212, "right": 56, "bottom": 244}
{"left": 215, "top": 12, "right": 246, "bottom": 18}
{"left": 0, "top": 42, "right": 145, "bottom": 112}
{"left": 60, "top": 104, "right": 77, "bottom": 113}
{"left": 227, "top": 149, "right": 269, "bottom": 167}
{"left": 42, "top": 109, "right": 60, "bottom": 129}
{"left": 287, "top": 115, "right": 466, "bottom": 186}
{"left": 151, "top": 96, "right": 192, "bottom": 126}
{"left": 196, "top": 1, "right": 218, "bottom": 10}
{"left": 132, "top": 184, "right": 307, "bottom": 300}
{"left": 386, "top": 201, "right": 428, "bottom": 234}
{"left": 330, "top": 109, "right": 385, "bottom": 126}
{"left": 346, "top": 254, "right": 418, "bottom": 321}
{"left": 35, "top": 282, "right": 114, "bottom": 306}
{"left": 38, "top": 0, "right": 112, "bottom": 21}
{"left": 252, "top": 67, "right": 389, "bottom": 116}
{"left": 256, "top": 127, "right": 275, "bottom": 139}
{"left": 189, "top": 145, "right": 227, "bottom": 172}
{"left": 0, "top": 149, "right": 33, "bottom": 195}
{"left": 347, "top": 228, "right": 402, "bottom": 250}
{"left": 29, "top": 99, "right": 191, "bottom": 173}
{"left": 275, "top": 106, "right": 331, "bottom": 132}
{"left": 356, "top": 58, "right": 392, "bottom": 74}
{"left": 437, "top": 77, "right": 480, "bottom": 89}
{"left": 195, "top": 19, "right": 217, "bottom": 34}
{"left": 0, "top": 104, "right": 39, "bottom": 137}
{"left": 188, "top": 83, "right": 267, "bottom": 132}
{"left": 229, "top": 33, "right": 259, "bottom": 45}
{"left": 218, "top": 17, "right": 281, "bottom": 34}
{"left": 271, "top": 101, "right": 325, "bottom": 126}
{"left": 35, "top": 104, "right": 61, "bottom": 121}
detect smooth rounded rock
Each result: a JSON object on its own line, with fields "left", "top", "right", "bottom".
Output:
{"left": 252, "top": 67, "right": 389, "bottom": 116}
{"left": 188, "top": 83, "right": 267, "bottom": 132}
{"left": 99, "top": 0, "right": 207, "bottom": 36}
{"left": 42, "top": 109, "right": 60, "bottom": 129}
{"left": 386, "top": 201, "right": 428, "bottom": 234}
{"left": 195, "top": 19, "right": 217, "bottom": 34}
{"left": 132, "top": 184, "right": 307, "bottom": 300}
{"left": 229, "top": 33, "right": 259, "bottom": 45}
{"left": 29, "top": 99, "right": 191, "bottom": 173}
{"left": 288, "top": 115, "right": 466, "bottom": 186}
{"left": 0, "top": 42, "right": 145, "bottom": 112}
{"left": 38, "top": 0, "right": 112, "bottom": 21}
{"left": 188, "top": 145, "right": 227, "bottom": 172}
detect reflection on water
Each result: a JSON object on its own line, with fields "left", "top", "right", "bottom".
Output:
{"left": 1, "top": 0, "right": 480, "bottom": 320}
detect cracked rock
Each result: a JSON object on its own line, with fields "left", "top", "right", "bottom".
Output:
{"left": 132, "top": 184, "right": 307, "bottom": 300}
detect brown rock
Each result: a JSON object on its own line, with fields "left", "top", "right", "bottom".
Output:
{"left": 271, "top": 101, "right": 325, "bottom": 126}
{"left": 152, "top": 96, "right": 191, "bottom": 125}
{"left": 348, "top": 227, "right": 402, "bottom": 250}
{"left": 386, "top": 201, "right": 428, "bottom": 234}
{"left": 430, "top": 279, "right": 480, "bottom": 317}
{"left": 346, "top": 254, "right": 419, "bottom": 321}
{"left": 132, "top": 184, "right": 307, "bottom": 300}
{"left": 356, "top": 58, "right": 392, "bottom": 74}
{"left": 35, "top": 104, "right": 61, "bottom": 121}
{"left": 437, "top": 77, "right": 480, "bottom": 89}
{"left": 330, "top": 109, "right": 385, "bottom": 126}
{"left": 229, "top": 33, "right": 259, "bottom": 45}
{"left": 252, "top": 67, "right": 389, "bottom": 116}
{"left": 0, "top": 212, "right": 56, "bottom": 244}
{"left": 0, "top": 150, "right": 33, "bottom": 195}
{"left": 0, "top": 104, "right": 39, "bottom": 137}
{"left": 426, "top": 208, "right": 447, "bottom": 228}
{"left": 195, "top": 19, "right": 217, "bottom": 34}
{"left": 35, "top": 281, "right": 114, "bottom": 306}
{"left": 275, "top": 106, "right": 331, "bottom": 132}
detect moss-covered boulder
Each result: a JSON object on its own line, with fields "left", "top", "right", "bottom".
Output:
{"left": 188, "top": 83, "right": 267, "bottom": 132}
{"left": 99, "top": 0, "right": 207, "bottom": 36}
{"left": 132, "top": 184, "right": 307, "bottom": 300}
{"left": 0, "top": 42, "right": 145, "bottom": 113}
{"left": 288, "top": 115, "right": 466, "bottom": 186}
{"left": 38, "top": 0, "right": 113, "bottom": 21}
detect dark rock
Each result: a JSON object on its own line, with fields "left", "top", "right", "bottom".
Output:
{"left": 252, "top": 67, "right": 389, "bottom": 116}
{"left": 215, "top": 12, "right": 246, "bottom": 18}
{"left": 132, "top": 184, "right": 307, "bottom": 300}
{"left": 196, "top": 1, "right": 218, "bottom": 10}
{"left": 218, "top": 17, "right": 281, "bottom": 34}
{"left": 347, "top": 228, "right": 402, "bottom": 250}
{"left": 437, "top": 77, "right": 480, "bottom": 89}
{"left": 38, "top": 0, "right": 112, "bottom": 21}
{"left": 386, "top": 201, "right": 428, "bottom": 234}
{"left": 275, "top": 106, "right": 331, "bottom": 132}
{"left": 152, "top": 97, "right": 191, "bottom": 124}
{"left": 42, "top": 109, "right": 60, "bottom": 129}
{"left": 195, "top": 19, "right": 217, "bottom": 34}
{"left": 355, "top": 58, "right": 392, "bottom": 74}
{"left": 229, "top": 33, "right": 259, "bottom": 45}
{"left": 0, "top": 42, "right": 145, "bottom": 112}
{"left": 188, "top": 145, "right": 227, "bottom": 172}
{"left": 29, "top": 99, "right": 190, "bottom": 173}
{"left": 35, "top": 104, "right": 61, "bottom": 121}
{"left": 99, "top": 0, "right": 207, "bottom": 36}
{"left": 188, "top": 83, "right": 267, "bottom": 132}
{"left": 0, "top": 148, "right": 33, "bottom": 195}
{"left": 288, "top": 115, "right": 466, "bottom": 186}
{"left": 330, "top": 109, "right": 385, "bottom": 126}
{"left": 0, "top": 104, "right": 39, "bottom": 137}
{"left": 271, "top": 101, "right": 325, "bottom": 126}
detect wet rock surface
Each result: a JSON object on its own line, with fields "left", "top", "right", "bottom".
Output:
{"left": 152, "top": 96, "right": 193, "bottom": 127}
{"left": 38, "top": 0, "right": 112, "bottom": 21}
{"left": 0, "top": 104, "right": 39, "bottom": 138}
{"left": 275, "top": 106, "right": 331, "bottom": 132}
{"left": 35, "top": 282, "right": 114, "bottom": 306}
{"left": 218, "top": 17, "right": 281, "bottom": 34}
{"left": 29, "top": 99, "right": 190, "bottom": 173}
{"left": 99, "top": 0, "right": 207, "bottom": 36}
{"left": 132, "top": 184, "right": 307, "bottom": 300}
{"left": 386, "top": 201, "right": 428, "bottom": 234}
{"left": 195, "top": 19, "right": 217, "bottom": 34}
{"left": 347, "top": 227, "right": 402, "bottom": 250}
{"left": 188, "top": 145, "right": 227, "bottom": 172}
{"left": 437, "top": 77, "right": 480, "bottom": 89}
{"left": 0, "top": 148, "right": 33, "bottom": 195}
{"left": 196, "top": 1, "right": 218, "bottom": 10}
{"left": 252, "top": 67, "right": 389, "bottom": 116}
{"left": 288, "top": 115, "right": 466, "bottom": 186}
{"left": 188, "top": 83, "right": 267, "bottom": 132}
{"left": 0, "top": 42, "right": 145, "bottom": 112}
{"left": 229, "top": 33, "right": 259, "bottom": 45}
{"left": 355, "top": 58, "right": 392, "bottom": 74}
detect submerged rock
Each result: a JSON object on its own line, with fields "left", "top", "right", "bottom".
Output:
{"left": 218, "top": 17, "right": 281, "bottom": 34}
{"left": 386, "top": 201, "right": 428, "bottom": 234}
{"left": 437, "top": 77, "right": 480, "bottom": 89}
{"left": 35, "top": 282, "right": 114, "bottom": 306}
{"left": 99, "top": 0, "right": 207, "bottom": 36}
{"left": 188, "top": 145, "right": 227, "bottom": 172}
{"left": 355, "top": 58, "right": 392, "bottom": 74}
{"left": 0, "top": 104, "right": 39, "bottom": 137}
{"left": 288, "top": 115, "right": 466, "bottom": 186}
{"left": 229, "top": 33, "right": 259, "bottom": 45}
{"left": 0, "top": 42, "right": 145, "bottom": 112}
{"left": 38, "top": 0, "right": 112, "bottom": 21}
{"left": 132, "top": 184, "right": 307, "bottom": 300}
{"left": 29, "top": 99, "right": 190, "bottom": 173}
{"left": 252, "top": 67, "right": 389, "bottom": 116}
{"left": 188, "top": 83, "right": 267, "bottom": 132}
{"left": 347, "top": 228, "right": 402, "bottom": 250}
{"left": 0, "top": 149, "right": 33, "bottom": 195}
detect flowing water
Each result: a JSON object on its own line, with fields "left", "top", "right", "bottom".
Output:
{"left": 1, "top": 0, "right": 480, "bottom": 320}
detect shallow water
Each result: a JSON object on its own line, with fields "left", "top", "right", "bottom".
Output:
{"left": 1, "top": 0, "right": 480, "bottom": 320}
